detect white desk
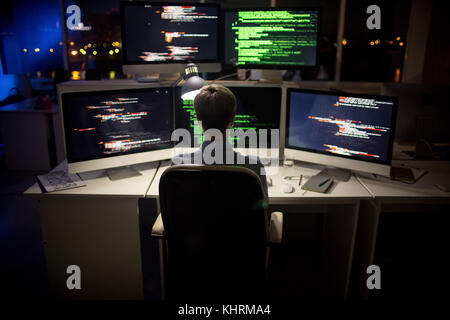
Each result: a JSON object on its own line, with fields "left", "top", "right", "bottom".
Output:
{"left": 147, "top": 160, "right": 373, "bottom": 299}
{"left": 24, "top": 161, "right": 159, "bottom": 299}
{"left": 267, "top": 162, "right": 372, "bottom": 204}
{"left": 350, "top": 160, "right": 450, "bottom": 299}
{"left": 357, "top": 160, "right": 450, "bottom": 202}
{"left": 147, "top": 160, "right": 372, "bottom": 202}
{"left": 24, "top": 156, "right": 450, "bottom": 300}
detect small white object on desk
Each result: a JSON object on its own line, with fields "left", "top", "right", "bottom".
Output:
{"left": 282, "top": 184, "right": 295, "bottom": 194}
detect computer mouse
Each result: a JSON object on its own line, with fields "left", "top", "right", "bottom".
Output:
{"left": 283, "top": 160, "right": 294, "bottom": 167}
{"left": 282, "top": 184, "right": 294, "bottom": 193}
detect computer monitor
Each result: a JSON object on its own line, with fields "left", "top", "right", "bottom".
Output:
{"left": 60, "top": 87, "right": 174, "bottom": 176}
{"left": 285, "top": 89, "right": 397, "bottom": 178}
{"left": 174, "top": 84, "right": 282, "bottom": 155}
{"left": 121, "top": 2, "right": 221, "bottom": 75}
{"left": 223, "top": 8, "right": 320, "bottom": 69}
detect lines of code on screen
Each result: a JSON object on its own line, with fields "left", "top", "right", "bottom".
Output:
{"left": 123, "top": 4, "right": 218, "bottom": 63}
{"left": 287, "top": 92, "right": 395, "bottom": 163}
{"left": 175, "top": 86, "right": 281, "bottom": 147}
{"left": 224, "top": 10, "right": 318, "bottom": 67}
{"left": 62, "top": 88, "right": 173, "bottom": 163}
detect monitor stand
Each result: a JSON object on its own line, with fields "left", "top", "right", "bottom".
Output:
{"left": 158, "top": 72, "right": 181, "bottom": 82}
{"left": 136, "top": 74, "right": 159, "bottom": 82}
{"left": 259, "top": 70, "right": 283, "bottom": 83}
{"left": 135, "top": 73, "right": 181, "bottom": 83}
{"left": 106, "top": 166, "right": 142, "bottom": 181}
{"left": 317, "top": 167, "right": 352, "bottom": 182}
{"left": 249, "top": 69, "right": 284, "bottom": 83}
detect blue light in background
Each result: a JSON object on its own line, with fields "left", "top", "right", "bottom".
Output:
{"left": 0, "top": 0, "right": 63, "bottom": 76}
{"left": 0, "top": 50, "right": 4, "bottom": 76}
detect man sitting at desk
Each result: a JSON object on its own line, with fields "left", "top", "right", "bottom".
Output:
{"left": 172, "top": 84, "right": 268, "bottom": 194}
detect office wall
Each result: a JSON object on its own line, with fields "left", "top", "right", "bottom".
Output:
{"left": 422, "top": 0, "right": 450, "bottom": 84}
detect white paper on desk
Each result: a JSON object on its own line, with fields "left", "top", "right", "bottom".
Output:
{"left": 37, "top": 171, "right": 86, "bottom": 193}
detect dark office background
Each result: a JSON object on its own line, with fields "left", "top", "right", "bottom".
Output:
{"left": 2, "top": 0, "right": 447, "bottom": 83}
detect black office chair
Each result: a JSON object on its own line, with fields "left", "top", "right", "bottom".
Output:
{"left": 152, "top": 165, "right": 283, "bottom": 300}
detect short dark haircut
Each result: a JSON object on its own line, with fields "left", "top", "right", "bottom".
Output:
{"left": 194, "top": 84, "right": 237, "bottom": 132}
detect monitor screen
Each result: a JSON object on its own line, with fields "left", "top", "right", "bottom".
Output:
{"left": 175, "top": 86, "right": 282, "bottom": 147}
{"left": 121, "top": 2, "right": 219, "bottom": 64}
{"left": 224, "top": 8, "right": 319, "bottom": 68}
{"left": 61, "top": 87, "right": 173, "bottom": 164}
{"left": 286, "top": 89, "right": 397, "bottom": 165}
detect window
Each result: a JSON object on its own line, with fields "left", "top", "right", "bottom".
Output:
{"left": 0, "top": 0, "right": 63, "bottom": 77}
{"left": 64, "top": 0, "right": 122, "bottom": 79}
{"left": 341, "top": 0, "right": 411, "bottom": 82}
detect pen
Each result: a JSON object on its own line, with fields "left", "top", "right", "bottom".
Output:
{"left": 318, "top": 178, "right": 330, "bottom": 187}
{"left": 283, "top": 175, "right": 301, "bottom": 180}
{"left": 298, "top": 174, "right": 303, "bottom": 185}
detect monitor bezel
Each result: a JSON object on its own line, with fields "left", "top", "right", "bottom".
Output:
{"left": 285, "top": 88, "right": 398, "bottom": 166}
{"left": 61, "top": 86, "right": 174, "bottom": 166}
{"left": 222, "top": 7, "right": 322, "bottom": 70}
{"left": 120, "top": 1, "right": 222, "bottom": 66}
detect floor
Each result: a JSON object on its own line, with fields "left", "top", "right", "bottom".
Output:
{"left": 369, "top": 211, "right": 450, "bottom": 299}
{"left": 0, "top": 168, "right": 51, "bottom": 299}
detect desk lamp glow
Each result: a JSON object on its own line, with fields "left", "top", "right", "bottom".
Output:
{"left": 174, "top": 63, "right": 206, "bottom": 100}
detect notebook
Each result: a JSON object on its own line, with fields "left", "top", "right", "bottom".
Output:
{"left": 37, "top": 171, "right": 86, "bottom": 193}
{"left": 301, "top": 175, "right": 334, "bottom": 193}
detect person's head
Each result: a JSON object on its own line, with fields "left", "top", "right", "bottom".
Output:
{"left": 193, "top": 84, "right": 237, "bottom": 134}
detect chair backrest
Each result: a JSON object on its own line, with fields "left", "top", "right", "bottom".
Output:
{"left": 159, "top": 164, "right": 269, "bottom": 300}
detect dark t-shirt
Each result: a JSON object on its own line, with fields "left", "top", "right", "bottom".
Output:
{"left": 171, "top": 140, "right": 268, "bottom": 197}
